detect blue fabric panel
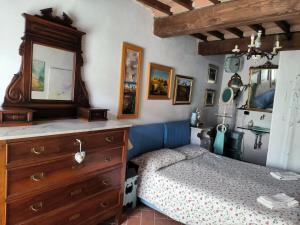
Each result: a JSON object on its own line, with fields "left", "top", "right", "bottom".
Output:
{"left": 127, "top": 123, "right": 164, "bottom": 160}
{"left": 163, "top": 120, "right": 191, "bottom": 148}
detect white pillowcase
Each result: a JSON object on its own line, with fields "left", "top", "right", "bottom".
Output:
{"left": 131, "top": 149, "right": 186, "bottom": 172}
{"left": 174, "top": 144, "right": 208, "bottom": 160}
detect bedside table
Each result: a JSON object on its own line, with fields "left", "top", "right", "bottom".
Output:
{"left": 191, "top": 127, "right": 203, "bottom": 145}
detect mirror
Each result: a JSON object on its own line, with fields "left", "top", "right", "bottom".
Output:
{"left": 247, "top": 62, "right": 278, "bottom": 112}
{"left": 3, "top": 8, "right": 90, "bottom": 120}
{"left": 31, "top": 44, "right": 75, "bottom": 101}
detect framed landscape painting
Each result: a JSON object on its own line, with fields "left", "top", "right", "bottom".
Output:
{"left": 147, "top": 63, "right": 173, "bottom": 99}
{"left": 117, "top": 42, "right": 143, "bottom": 119}
{"left": 173, "top": 75, "right": 194, "bottom": 105}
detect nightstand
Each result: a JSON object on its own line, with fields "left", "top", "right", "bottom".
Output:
{"left": 191, "top": 127, "right": 203, "bottom": 145}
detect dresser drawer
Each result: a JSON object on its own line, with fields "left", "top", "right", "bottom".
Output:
{"left": 7, "top": 130, "right": 125, "bottom": 165}
{"left": 17, "top": 189, "right": 121, "bottom": 225}
{"left": 8, "top": 147, "right": 123, "bottom": 196}
{"left": 7, "top": 168, "right": 121, "bottom": 225}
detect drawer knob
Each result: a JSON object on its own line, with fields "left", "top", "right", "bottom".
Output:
{"left": 70, "top": 188, "right": 83, "bottom": 197}
{"left": 102, "top": 179, "right": 110, "bottom": 186}
{"left": 105, "top": 136, "right": 114, "bottom": 143}
{"left": 30, "top": 172, "right": 44, "bottom": 182}
{"left": 31, "top": 146, "right": 45, "bottom": 155}
{"left": 30, "top": 202, "right": 43, "bottom": 212}
{"left": 104, "top": 156, "right": 112, "bottom": 162}
{"left": 69, "top": 213, "right": 81, "bottom": 221}
{"left": 100, "top": 202, "right": 109, "bottom": 208}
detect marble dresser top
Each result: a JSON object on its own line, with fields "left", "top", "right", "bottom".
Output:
{"left": 0, "top": 119, "right": 132, "bottom": 140}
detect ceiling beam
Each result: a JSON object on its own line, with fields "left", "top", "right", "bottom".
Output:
{"left": 191, "top": 33, "right": 208, "bottom": 42}
{"left": 226, "top": 27, "right": 244, "bottom": 38}
{"left": 249, "top": 24, "right": 266, "bottom": 36}
{"left": 172, "top": 0, "right": 193, "bottom": 10}
{"left": 198, "top": 32, "right": 300, "bottom": 55}
{"left": 137, "top": 0, "right": 172, "bottom": 16}
{"left": 207, "top": 31, "right": 225, "bottom": 40}
{"left": 154, "top": 0, "right": 300, "bottom": 37}
{"left": 208, "top": 0, "right": 220, "bottom": 4}
{"left": 275, "top": 20, "right": 290, "bottom": 33}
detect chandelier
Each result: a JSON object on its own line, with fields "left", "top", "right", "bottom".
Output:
{"left": 232, "top": 30, "right": 282, "bottom": 60}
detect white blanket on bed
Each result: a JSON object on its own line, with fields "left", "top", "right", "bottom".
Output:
{"left": 137, "top": 149, "right": 300, "bottom": 225}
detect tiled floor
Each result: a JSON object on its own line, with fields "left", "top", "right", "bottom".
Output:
{"left": 101, "top": 205, "right": 183, "bottom": 225}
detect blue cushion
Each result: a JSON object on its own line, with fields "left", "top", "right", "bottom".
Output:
{"left": 128, "top": 123, "right": 164, "bottom": 160}
{"left": 163, "top": 120, "right": 191, "bottom": 148}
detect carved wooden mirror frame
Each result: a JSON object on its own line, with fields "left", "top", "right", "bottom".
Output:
{"left": 2, "top": 8, "right": 90, "bottom": 120}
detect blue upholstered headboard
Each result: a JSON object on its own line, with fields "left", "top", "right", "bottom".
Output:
{"left": 127, "top": 120, "right": 190, "bottom": 160}
{"left": 128, "top": 123, "right": 164, "bottom": 160}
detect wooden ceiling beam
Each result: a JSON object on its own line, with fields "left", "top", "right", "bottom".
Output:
{"left": 172, "top": 0, "right": 193, "bottom": 10}
{"left": 198, "top": 32, "right": 300, "bottom": 55}
{"left": 154, "top": 0, "right": 300, "bottom": 37}
{"left": 226, "top": 27, "right": 244, "bottom": 38}
{"left": 275, "top": 20, "right": 290, "bottom": 33}
{"left": 191, "top": 33, "right": 208, "bottom": 42}
{"left": 137, "top": 0, "right": 172, "bottom": 16}
{"left": 249, "top": 24, "right": 266, "bottom": 36}
{"left": 207, "top": 31, "right": 225, "bottom": 40}
{"left": 275, "top": 20, "right": 292, "bottom": 39}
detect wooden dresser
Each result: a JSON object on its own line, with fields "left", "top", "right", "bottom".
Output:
{"left": 0, "top": 120, "right": 131, "bottom": 225}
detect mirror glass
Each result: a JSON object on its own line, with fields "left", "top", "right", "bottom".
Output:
{"left": 248, "top": 67, "right": 277, "bottom": 112}
{"left": 31, "top": 43, "right": 75, "bottom": 101}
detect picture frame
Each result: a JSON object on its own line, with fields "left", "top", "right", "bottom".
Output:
{"left": 208, "top": 64, "right": 218, "bottom": 84}
{"left": 147, "top": 63, "right": 173, "bottom": 100}
{"left": 205, "top": 89, "right": 216, "bottom": 106}
{"left": 173, "top": 75, "right": 194, "bottom": 105}
{"left": 117, "top": 42, "right": 143, "bottom": 119}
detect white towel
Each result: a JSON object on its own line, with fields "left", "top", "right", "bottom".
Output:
{"left": 257, "top": 193, "right": 299, "bottom": 210}
{"left": 270, "top": 171, "right": 300, "bottom": 181}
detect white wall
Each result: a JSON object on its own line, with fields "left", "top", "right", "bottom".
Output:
{"left": 267, "top": 51, "right": 300, "bottom": 173}
{"left": 0, "top": 0, "right": 224, "bottom": 125}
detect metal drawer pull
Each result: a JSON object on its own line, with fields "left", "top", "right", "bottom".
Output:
{"left": 69, "top": 213, "right": 81, "bottom": 221}
{"left": 31, "top": 146, "right": 45, "bottom": 155}
{"left": 30, "top": 172, "right": 44, "bottom": 182}
{"left": 105, "top": 136, "right": 114, "bottom": 143}
{"left": 102, "top": 179, "right": 110, "bottom": 186}
{"left": 30, "top": 202, "right": 43, "bottom": 212}
{"left": 100, "top": 202, "right": 109, "bottom": 208}
{"left": 104, "top": 156, "right": 112, "bottom": 162}
{"left": 70, "top": 188, "right": 82, "bottom": 197}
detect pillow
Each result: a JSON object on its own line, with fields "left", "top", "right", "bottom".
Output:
{"left": 164, "top": 120, "right": 191, "bottom": 148}
{"left": 175, "top": 144, "right": 208, "bottom": 160}
{"left": 131, "top": 149, "right": 186, "bottom": 172}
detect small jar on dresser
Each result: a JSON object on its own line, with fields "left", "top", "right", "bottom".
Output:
{"left": 0, "top": 119, "right": 131, "bottom": 225}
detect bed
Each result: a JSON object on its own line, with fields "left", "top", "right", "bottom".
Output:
{"left": 128, "top": 121, "right": 300, "bottom": 225}
{"left": 134, "top": 146, "right": 300, "bottom": 225}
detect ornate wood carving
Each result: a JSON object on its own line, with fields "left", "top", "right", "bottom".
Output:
{"left": 36, "top": 8, "right": 75, "bottom": 29}
{"left": 2, "top": 8, "right": 91, "bottom": 120}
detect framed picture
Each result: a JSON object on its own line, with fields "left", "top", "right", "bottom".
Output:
{"left": 208, "top": 64, "right": 218, "bottom": 84}
{"left": 173, "top": 75, "right": 194, "bottom": 105}
{"left": 205, "top": 89, "right": 216, "bottom": 106}
{"left": 117, "top": 42, "right": 143, "bottom": 119}
{"left": 147, "top": 63, "right": 173, "bottom": 99}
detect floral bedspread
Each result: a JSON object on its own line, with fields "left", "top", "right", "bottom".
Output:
{"left": 137, "top": 151, "right": 300, "bottom": 225}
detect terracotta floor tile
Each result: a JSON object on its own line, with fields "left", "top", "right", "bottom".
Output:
{"left": 102, "top": 205, "right": 183, "bottom": 225}
{"left": 141, "top": 210, "right": 155, "bottom": 225}
{"left": 154, "top": 211, "right": 170, "bottom": 220}
{"left": 127, "top": 216, "right": 141, "bottom": 225}
{"left": 127, "top": 209, "right": 142, "bottom": 218}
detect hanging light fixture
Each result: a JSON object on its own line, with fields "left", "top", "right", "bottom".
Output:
{"left": 232, "top": 30, "right": 282, "bottom": 60}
